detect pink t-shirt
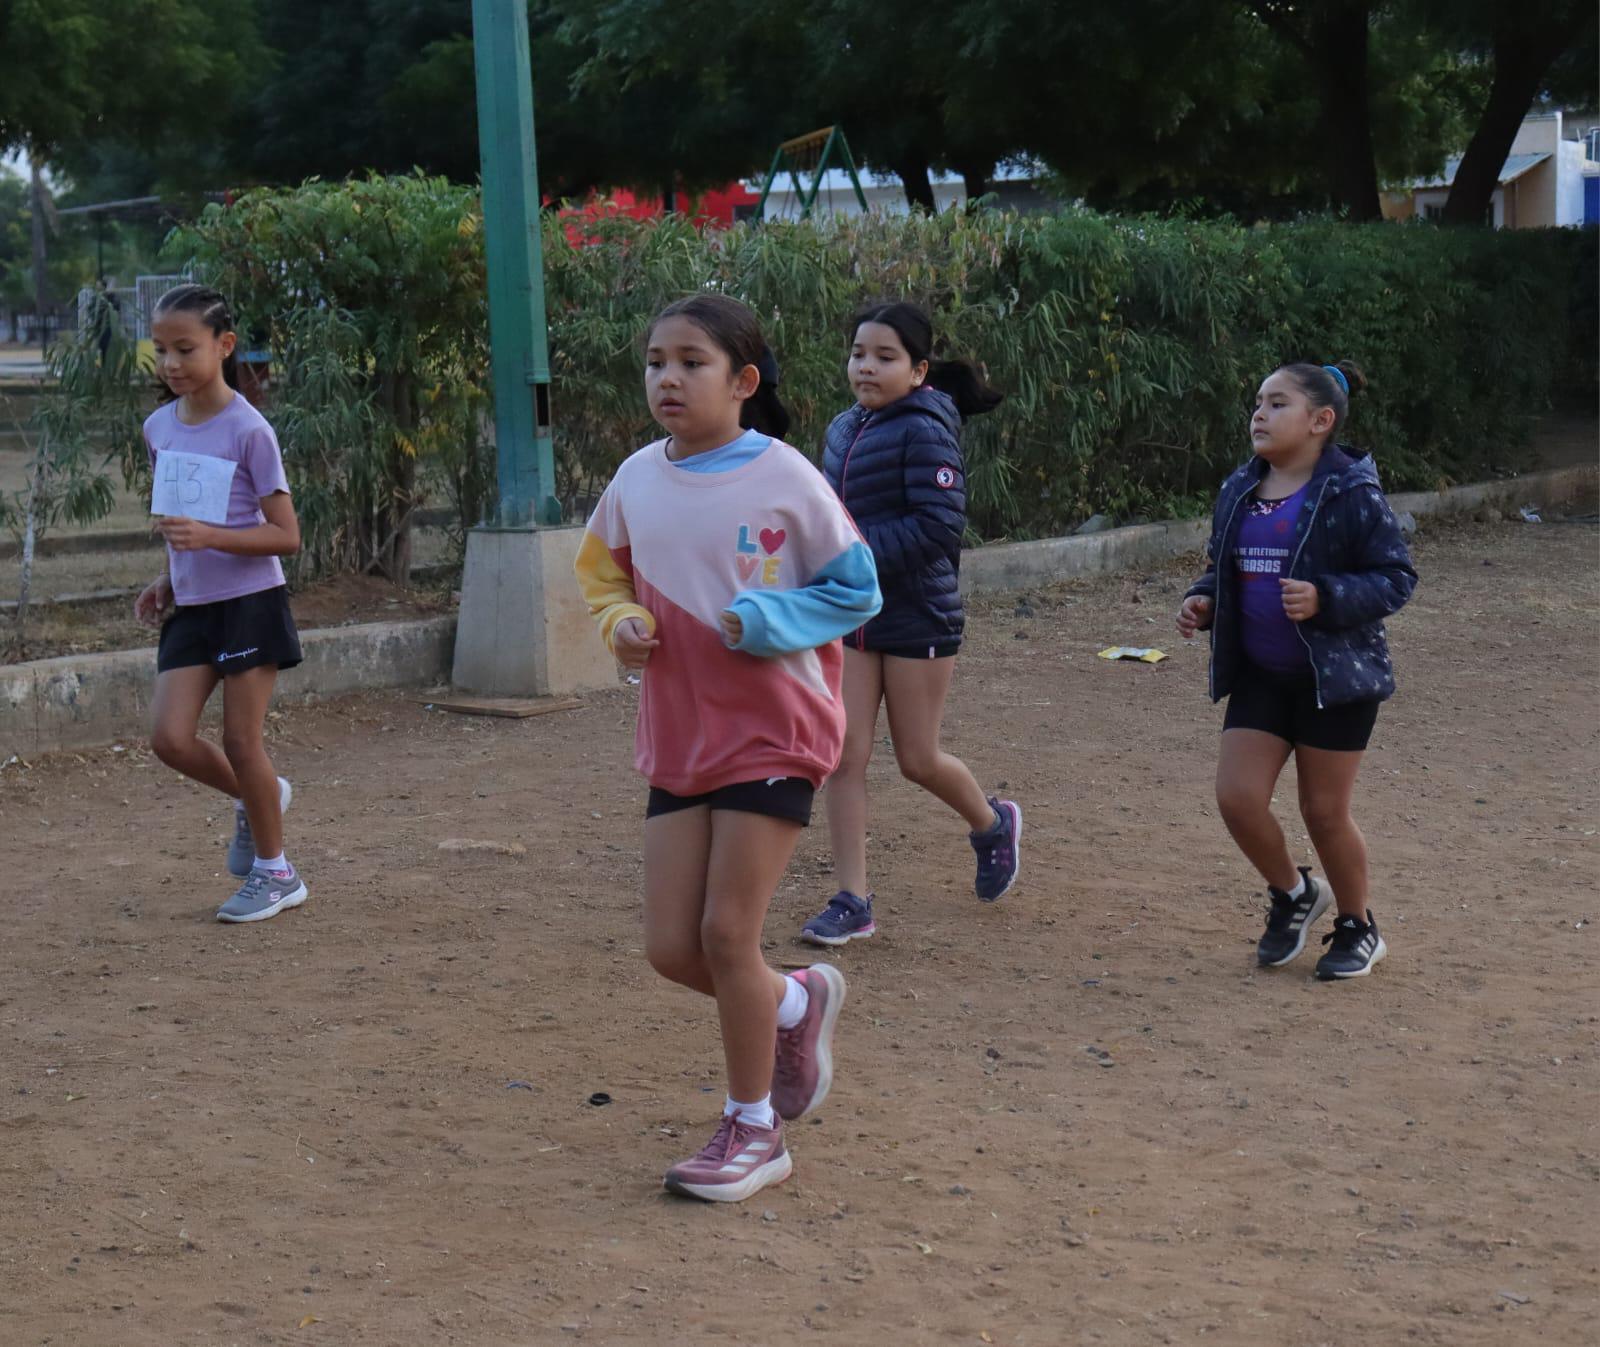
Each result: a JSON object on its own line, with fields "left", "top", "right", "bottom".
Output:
{"left": 144, "top": 394, "right": 291, "bottom": 606}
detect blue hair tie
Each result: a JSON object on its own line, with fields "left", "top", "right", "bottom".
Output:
{"left": 1323, "top": 364, "right": 1349, "bottom": 396}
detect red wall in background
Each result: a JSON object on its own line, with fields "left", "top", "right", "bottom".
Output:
{"left": 553, "top": 183, "right": 759, "bottom": 242}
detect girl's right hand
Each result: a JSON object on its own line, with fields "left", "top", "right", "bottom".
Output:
{"left": 612, "top": 617, "right": 660, "bottom": 669}
{"left": 134, "top": 576, "right": 174, "bottom": 628}
{"left": 1176, "top": 594, "right": 1213, "bottom": 639}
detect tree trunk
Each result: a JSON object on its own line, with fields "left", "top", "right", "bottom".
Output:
{"left": 1252, "top": 1, "right": 1382, "bottom": 220}
{"left": 957, "top": 162, "right": 992, "bottom": 203}
{"left": 29, "top": 159, "right": 50, "bottom": 340}
{"left": 15, "top": 435, "right": 44, "bottom": 644}
{"left": 1311, "top": 4, "right": 1383, "bottom": 221}
{"left": 1442, "top": 8, "right": 1590, "bottom": 226}
{"left": 893, "top": 156, "right": 937, "bottom": 212}
{"left": 377, "top": 373, "right": 416, "bottom": 583}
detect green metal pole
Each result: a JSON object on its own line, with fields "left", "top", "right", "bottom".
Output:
{"left": 472, "top": 0, "right": 559, "bottom": 527}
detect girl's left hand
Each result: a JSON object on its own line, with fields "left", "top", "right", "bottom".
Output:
{"left": 154, "top": 516, "right": 217, "bottom": 552}
{"left": 1279, "top": 578, "right": 1320, "bottom": 622}
{"left": 718, "top": 610, "right": 744, "bottom": 646}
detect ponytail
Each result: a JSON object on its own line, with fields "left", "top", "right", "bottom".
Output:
{"left": 925, "top": 357, "right": 1004, "bottom": 420}
{"left": 849, "top": 301, "right": 1004, "bottom": 420}
{"left": 1277, "top": 359, "right": 1368, "bottom": 442}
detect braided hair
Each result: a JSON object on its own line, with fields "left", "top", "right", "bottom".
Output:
{"left": 152, "top": 283, "right": 239, "bottom": 400}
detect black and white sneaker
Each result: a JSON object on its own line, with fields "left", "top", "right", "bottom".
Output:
{"left": 1314, "top": 912, "right": 1388, "bottom": 980}
{"left": 1256, "top": 867, "right": 1332, "bottom": 967}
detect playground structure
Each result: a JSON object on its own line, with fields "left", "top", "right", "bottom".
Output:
{"left": 755, "top": 126, "right": 870, "bottom": 220}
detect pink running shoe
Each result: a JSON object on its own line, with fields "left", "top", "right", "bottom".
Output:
{"left": 772, "top": 964, "right": 847, "bottom": 1121}
{"left": 663, "top": 1114, "right": 792, "bottom": 1203}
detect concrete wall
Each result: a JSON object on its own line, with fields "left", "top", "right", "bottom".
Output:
{"left": 2, "top": 616, "right": 456, "bottom": 763}
{"left": 1555, "top": 139, "right": 1588, "bottom": 226}
{"left": 1517, "top": 159, "right": 1556, "bottom": 229}
{"left": 962, "top": 462, "right": 1595, "bottom": 597}
{"left": 962, "top": 518, "right": 1208, "bottom": 595}
{"left": 4, "top": 464, "right": 1593, "bottom": 759}
{"left": 1511, "top": 113, "right": 1562, "bottom": 156}
{"left": 452, "top": 525, "right": 618, "bottom": 697}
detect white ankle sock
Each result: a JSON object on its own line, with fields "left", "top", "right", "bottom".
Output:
{"left": 255, "top": 852, "right": 287, "bottom": 873}
{"left": 1286, "top": 873, "right": 1306, "bottom": 899}
{"left": 776, "top": 974, "right": 810, "bottom": 1030}
{"left": 724, "top": 1094, "right": 775, "bottom": 1129}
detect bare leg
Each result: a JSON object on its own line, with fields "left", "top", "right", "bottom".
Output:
{"left": 881, "top": 655, "right": 994, "bottom": 831}
{"left": 220, "top": 665, "right": 283, "bottom": 859}
{"left": 825, "top": 648, "right": 883, "bottom": 896}
{"left": 1295, "top": 745, "right": 1370, "bottom": 918}
{"left": 149, "top": 665, "right": 236, "bottom": 795}
{"left": 702, "top": 811, "right": 802, "bottom": 1104}
{"left": 643, "top": 807, "right": 716, "bottom": 996}
{"left": 1215, "top": 728, "right": 1299, "bottom": 892}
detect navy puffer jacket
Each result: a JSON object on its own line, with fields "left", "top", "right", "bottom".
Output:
{"left": 1186, "top": 443, "right": 1418, "bottom": 708}
{"left": 822, "top": 386, "right": 966, "bottom": 654}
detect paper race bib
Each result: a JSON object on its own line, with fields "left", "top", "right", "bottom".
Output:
{"left": 151, "top": 450, "right": 237, "bottom": 525}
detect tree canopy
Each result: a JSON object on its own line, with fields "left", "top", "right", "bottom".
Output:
{"left": 4, "top": 0, "right": 1595, "bottom": 224}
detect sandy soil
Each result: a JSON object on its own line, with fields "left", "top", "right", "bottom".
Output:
{"left": 1, "top": 512, "right": 1596, "bottom": 1346}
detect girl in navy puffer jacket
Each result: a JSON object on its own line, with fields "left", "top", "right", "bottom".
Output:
{"left": 1177, "top": 360, "right": 1416, "bottom": 982}
{"left": 802, "top": 303, "right": 1021, "bottom": 947}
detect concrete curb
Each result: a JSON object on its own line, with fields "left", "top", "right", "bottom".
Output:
{"left": 2, "top": 463, "right": 1592, "bottom": 759}
{"left": 961, "top": 462, "right": 1596, "bottom": 595}
{"left": 2, "top": 616, "right": 456, "bottom": 762}
{"left": 962, "top": 517, "right": 1208, "bottom": 594}
{"left": 1385, "top": 462, "right": 1595, "bottom": 521}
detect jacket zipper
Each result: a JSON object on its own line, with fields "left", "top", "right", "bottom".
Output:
{"left": 837, "top": 409, "right": 871, "bottom": 504}
{"left": 837, "top": 411, "right": 872, "bottom": 651}
{"left": 1208, "top": 485, "right": 1250, "bottom": 703}
{"left": 1288, "top": 477, "right": 1336, "bottom": 709}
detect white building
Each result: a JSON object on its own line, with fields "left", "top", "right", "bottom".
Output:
{"left": 1385, "top": 111, "right": 1594, "bottom": 228}
{"left": 756, "top": 163, "right": 1047, "bottom": 221}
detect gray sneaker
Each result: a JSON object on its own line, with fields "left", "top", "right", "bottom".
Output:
{"left": 226, "top": 776, "right": 293, "bottom": 877}
{"left": 217, "top": 863, "right": 308, "bottom": 923}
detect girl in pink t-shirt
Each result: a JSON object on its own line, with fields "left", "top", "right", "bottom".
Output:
{"left": 133, "top": 284, "right": 308, "bottom": 924}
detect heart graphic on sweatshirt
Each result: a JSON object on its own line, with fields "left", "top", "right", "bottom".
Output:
{"left": 758, "top": 527, "right": 787, "bottom": 555}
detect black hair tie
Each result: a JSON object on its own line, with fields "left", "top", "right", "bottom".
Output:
{"left": 755, "top": 347, "right": 781, "bottom": 390}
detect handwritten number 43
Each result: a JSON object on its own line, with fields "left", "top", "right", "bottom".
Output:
{"left": 162, "top": 457, "right": 205, "bottom": 505}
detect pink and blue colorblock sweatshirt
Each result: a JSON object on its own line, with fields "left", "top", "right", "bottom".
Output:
{"left": 575, "top": 435, "right": 882, "bottom": 796}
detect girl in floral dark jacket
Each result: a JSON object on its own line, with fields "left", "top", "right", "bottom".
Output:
{"left": 1178, "top": 360, "right": 1417, "bottom": 982}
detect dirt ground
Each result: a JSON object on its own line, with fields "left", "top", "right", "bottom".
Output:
{"left": 1, "top": 511, "right": 1596, "bottom": 1347}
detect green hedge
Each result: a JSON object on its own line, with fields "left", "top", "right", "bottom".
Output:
{"left": 171, "top": 179, "right": 1595, "bottom": 570}
{"left": 546, "top": 209, "right": 1594, "bottom": 540}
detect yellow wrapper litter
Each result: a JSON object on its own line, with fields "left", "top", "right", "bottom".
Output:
{"left": 1097, "top": 646, "right": 1168, "bottom": 664}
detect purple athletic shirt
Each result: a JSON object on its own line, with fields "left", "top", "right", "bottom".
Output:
{"left": 144, "top": 394, "right": 291, "bottom": 607}
{"left": 1234, "top": 481, "right": 1311, "bottom": 672}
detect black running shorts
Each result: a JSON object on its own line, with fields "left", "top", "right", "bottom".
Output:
{"left": 1223, "top": 661, "right": 1379, "bottom": 752}
{"left": 157, "top": 585, "right": 303, "bottom": 676}
{"left": 645, "top": 777, "right": 815, "bottom": 827}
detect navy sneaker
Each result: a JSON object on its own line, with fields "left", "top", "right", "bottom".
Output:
{"left": 1256, "top": 867, "right": 1332, "bottom": 966}
{"left": 970, "top": 798, "right": 1022, "bottom": 902}
{"left": 1315, "top": 911, "right": 1388, "bottom": 980}
{"left": 801, "top": 891, "right": 876, "bottom": 946}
